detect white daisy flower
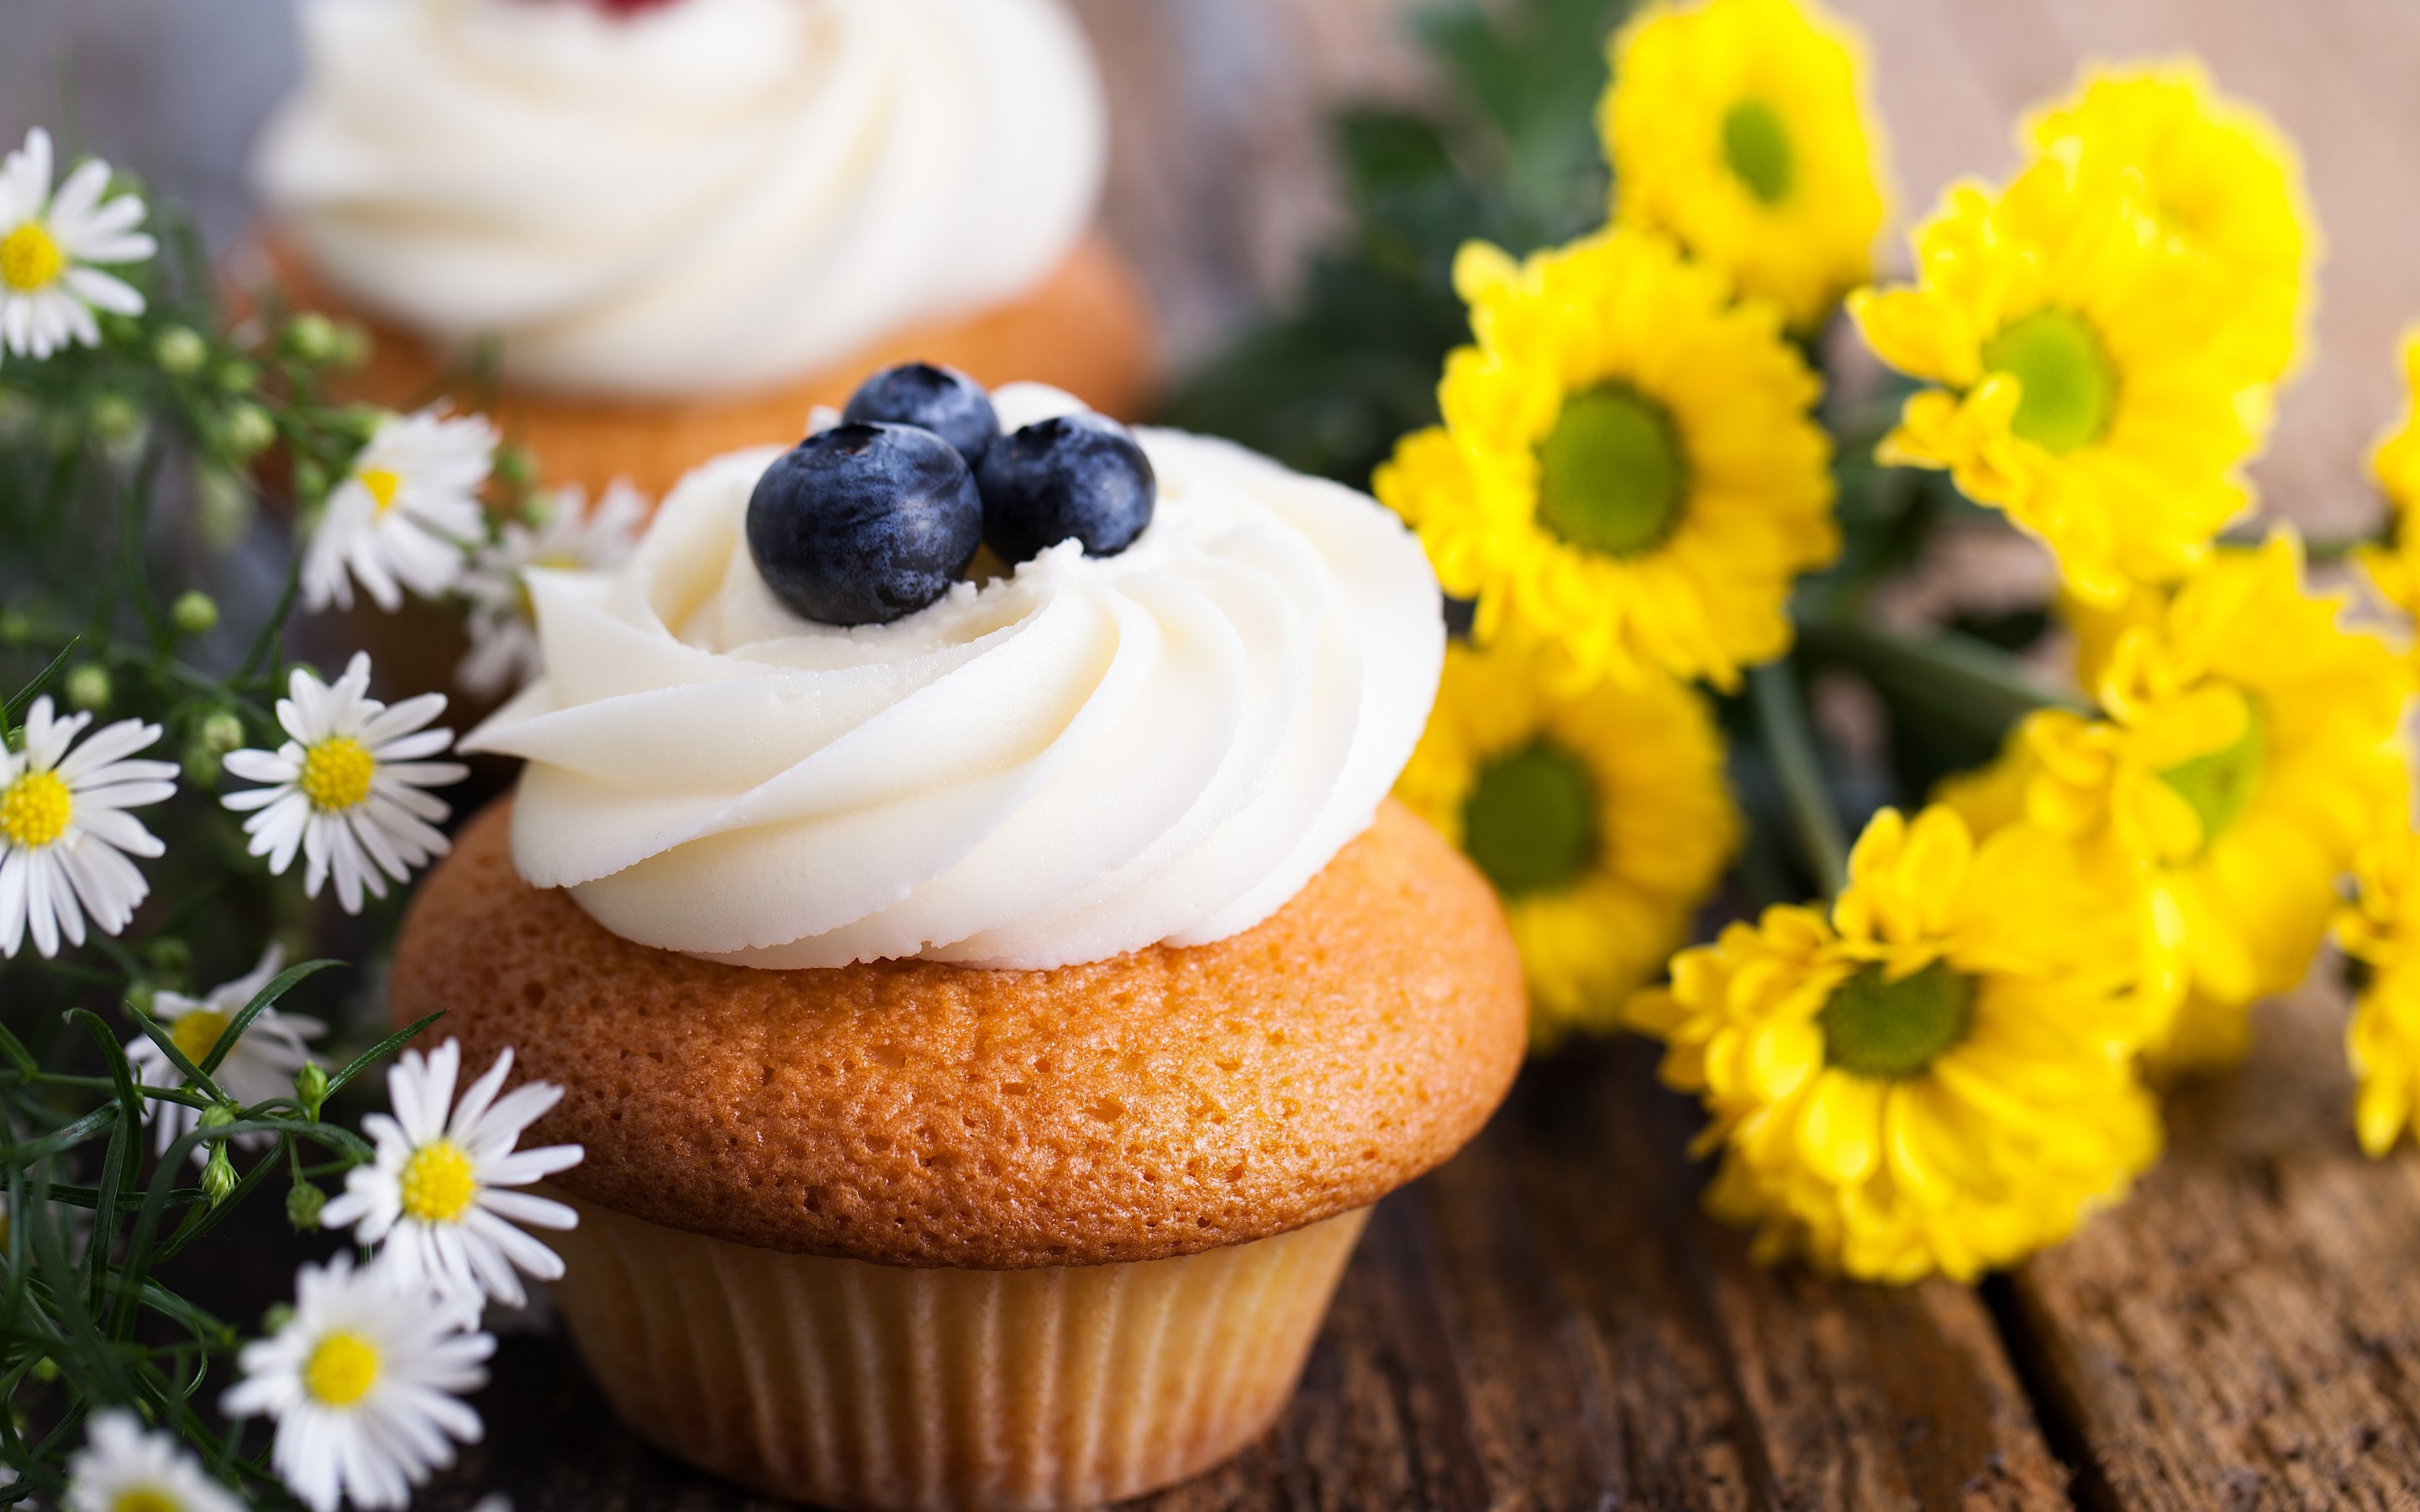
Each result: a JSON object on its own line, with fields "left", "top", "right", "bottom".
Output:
{"left": 456, "top": 478, "right": 647, "bottom": 699}
{"left": 322, "top": 1037, "right": 583, "bottom": 1309}
{"left": 220, "top": 654, "right": 468, "bottom": 915}
{"left": 126, "top": 944, "right": 324, "bottom": 1161}
{"left": 64, "top": 1407, "right": 245, "bottom": 1512}
{"left": 302, "top": 405, "right": 494, "bottom": 613}
{"left": 222, "top": 1252, "right": 494, "bottom": 1512}
{"left": 0, "top": 128, "right": 155, "bottom": 360}
{"left": 1, "top": 696, "right": 176, "bottom": 958}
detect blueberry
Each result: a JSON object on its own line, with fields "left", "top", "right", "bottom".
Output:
{"left": 976, "top": 412, "right": 1156, "bottom": 564}
{"left": 841, "top": 362, "right": 1000, "bottom": 467}
{"left": 745, "top": 423, "right": 982, "bottom": 626}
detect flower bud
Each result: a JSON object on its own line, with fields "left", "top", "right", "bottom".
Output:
{"left": 65, "top": 664, "right": 111, "bottom": 712}
{"left": 171, "top": 591, "right": 220, "bottom": 637}
{"left": 145, "top": 936, "right": 192, "bottom": 991}
{"left": 291, "top": 457, "right": 329, "bottom": 506}
{"left": 154, "top": 325, "right": 208, "bottom": 376}
{"left": 286, "top": 1180, "right": 328, "bottom": 1231}
{"left": 201, "top": 709, "right": 245, "bottom": 755}
{"left": 294, "top": 1062, "right": 330, "bottom": 1118}
{"left": 195, "top": 467, "right": 255, "bottom": 550}
{"left": 201, "top": 1142, "right": 237, "bottom": 1207}
{"left": 199, "top": 1104, "right": 238, "bottom": 1131}
{"left": 284, "top": 312, "right": 339, "bottom": 362}
{"left": 182, "top": 740, "right": 218, "bottom": 788}
{"left": 87, "top": 392, "right": 143, "bottom": 445}
{"left": 216, "top": 360, "right": 259, "bottom": 395}
{"left": 222, "top": 402, "right": 276, "bottom": 459}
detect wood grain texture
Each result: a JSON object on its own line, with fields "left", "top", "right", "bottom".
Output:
{"left": 404, "top": 1041, "right": 2070, "bottom": 1512}
{"left": 2006, "top": 981, "right": 2420, "bottom": 1512}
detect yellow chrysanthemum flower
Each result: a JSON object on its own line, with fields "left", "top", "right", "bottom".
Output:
{"left": 2357, "top": 328, "right": 2420, "bottom": 621}
{"left": 2338, "top": 829, "right": 2420, "bottom": 1157}
{"left": 2024, "top": 61, "right": 2315, "bottom": 385}
{"left": 1629, "top": 805, "right": 2160, "bottom": 1284}
{"left": 1601, "top": 0, "right": 1887, "bottom": 329}
{"left": 1398, "top": 639, "right": 1737, "bottom": 1048}
{"left": 1375, "top": 229, "right": 1837, "bottom": 693}
{"left": 1944, "top": 535, "right": 2412, "bottom": 1071}
{"left": 1849, "top": 155, "right": 2262, "bottom": 605}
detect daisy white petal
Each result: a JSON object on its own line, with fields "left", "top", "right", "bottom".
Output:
{"left": 218, "top": 655, "right": 465, "bottom": 914}
{"left": 1, "top": 697, "right": 174, "bottom": 958}
{"left": 301, "top": 406, "right": 495, "bottom": 614}
{"left": 224, "top": 1253, "right": 495, "bottom": 1512}
{"left": 0, "top": 126, "right": 151, "bottom": 359}
{"left": 325, "top": 1038, "right": 585, "bottom": 1309}
{"left": 63, "top": 1407, "right": 246, "bottom": 1512}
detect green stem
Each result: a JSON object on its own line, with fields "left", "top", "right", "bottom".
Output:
{"left": 1748, "top": 658, "right": 1848, "bottom": 898}
{"left": 1799, "top": 619, "right": 2079, "bottom": 749}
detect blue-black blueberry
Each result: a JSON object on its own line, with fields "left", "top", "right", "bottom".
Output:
{"left": 840, "top": 362, "right": 1000, "bottom": 466}
{"left": 744, "top": 423, "right": 982, "bottom": 626}
{"left": 976, "top": 411, "right": 1156, "bottom": 564}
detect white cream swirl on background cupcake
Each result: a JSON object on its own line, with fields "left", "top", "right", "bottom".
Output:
{"left": 251, "top": 0, "right": 1106, "bottom": 397}
{"left": 461, "top": 388, "right": 1444, "bottom": 969}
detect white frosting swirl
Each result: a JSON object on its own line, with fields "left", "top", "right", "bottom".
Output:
{"left": 251, "top": 0, "right": 1106, "bottom": 398}
{"left": 460, "top": 402, "right": 1446, "bottom": 969}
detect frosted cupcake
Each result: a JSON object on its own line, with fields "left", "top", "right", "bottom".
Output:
{"left": 390, "top": 378, "right": 1528, "bottom": 1509}
{"left": 250, "top": 0, "right": 1154, "bottom": 497}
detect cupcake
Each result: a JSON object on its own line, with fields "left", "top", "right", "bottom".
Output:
{"left": 389, "top": 381, "right": 1527, "bottom": 1509}
{"left": 249, "top": 0, "right": 1155, "bottom": 498}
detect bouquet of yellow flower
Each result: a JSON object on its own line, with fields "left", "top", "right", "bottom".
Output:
{"left": 1181, "top": 0, "right": 2420, "bottom": 1287}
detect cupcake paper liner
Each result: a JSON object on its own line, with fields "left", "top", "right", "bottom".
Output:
{"left": 548, "top": 1192, "right": 1369, "bottom": 1512}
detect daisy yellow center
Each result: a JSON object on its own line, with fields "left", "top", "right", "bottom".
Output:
{"left": 1, "top": 769, "right": 72, "bottom": 849}
{"left": 357, "top": 467, "right": 402, "bottom": 515}
{"left": 1535, "top": 384, "right": 1688, "bottom": 559}
{"left": 1819, "top": 960, "right": 1975, "bottom": 1079}
{"left": 170, "top": 1009, "right": 233, "bottom": 1067}
{"left": 298, "top": 736, "right": 376, "bottom": 813}
{"left": 303, "top": 1331, "right": 381, "bottom": 1408}
{"left": 1981, "top": 307, "right": 2118, "bottom": 455}
{"left": 400, "top": 1138, "right": 479, "bottom": 1223}
{"left": 2155, "top": 702, "right": 2266, "bottom": 851}
{"left": 1462, "top": 740, "right": 1598, "bottom": 899}
{"left": 111, "top": 1490, "right": 182, "bottom": 1512}
{"left": 1720, "top": 97, "right": 1795, "bottom": 206}
{"left": 0, "top": 222, "right": 63, "bottom": 292}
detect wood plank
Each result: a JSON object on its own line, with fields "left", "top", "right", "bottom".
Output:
{"left": 407, "top": 1039, "right": 2070, "bottom": 1511}
{"left": 2004, "top": 981, "right": 2420, "bottom": 1511}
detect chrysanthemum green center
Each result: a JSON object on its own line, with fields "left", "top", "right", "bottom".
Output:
{"left": 1721, "top": 97, "right": 1796, "bottom": 206}
{"left": 298, "top": 736, "right": 376, "bottom": 813}
{"left": 112, "top": 1488, "right": 182, "bottom": 1512}
{"left": 400, "top": 1138, "right": 478, "bottom": 1224}
{"left": 1982, "top": 307, "right": 2118, "bottom": 455}
{"left": 1819, "top": 960, "right": 1975, "bottom": 1079}
{"left": 1, "top": 769, "right": 72, "bottom": 849}
{"left": 1535, "top": 384, "right": 1687, "bottom": 559}
{"left": 304, "top": 1331, "right": 381, "bottom": 1407}
{"left": 2156, "top": 701, "right": 2266, "bottom": 851}
{"left": 0, "top": 223, "right": 63, "bottom": 292}
{"left": 1462, "top": 740, "right": 1599, "bottom": 899}
{"left": 170, "top": 1009, "right": 233, "bottom": 1068}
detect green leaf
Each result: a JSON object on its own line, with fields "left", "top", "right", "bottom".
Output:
{"left": 200, "top": 957, "right": 340, "bottom": 1077}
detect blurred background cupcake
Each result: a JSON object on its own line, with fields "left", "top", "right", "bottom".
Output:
{"left": 245, "top": 0, "right": 1156, "bottom": 498}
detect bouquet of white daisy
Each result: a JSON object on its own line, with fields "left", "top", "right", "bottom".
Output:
{"left": 0, "top": 124, "right": 591, "bottom": 1511}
